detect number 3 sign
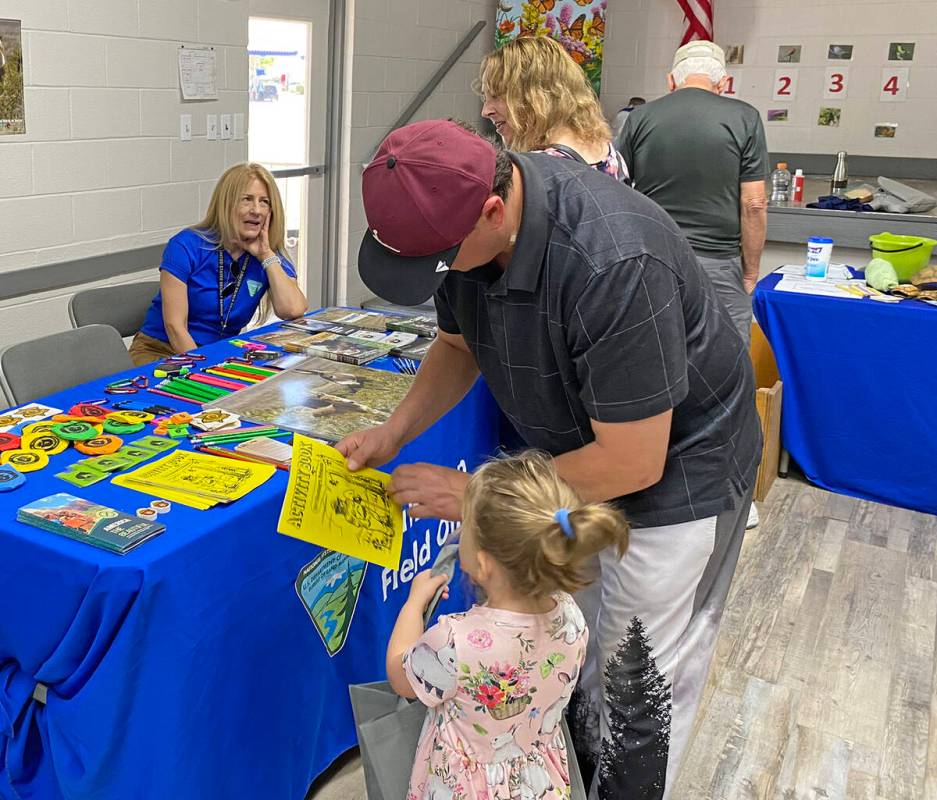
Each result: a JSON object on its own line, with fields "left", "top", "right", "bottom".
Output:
{"left": 824, "top": 67, "right": 849, "bottom": 99}
{"left": 773, "top": 69, "right": 798, "bottom": 101}
{"left": 881, "top": 68, "right": 909, "bottom": 101}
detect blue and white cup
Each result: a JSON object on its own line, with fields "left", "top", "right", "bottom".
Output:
{"left": 805, "top": 236, "right": 834, "bottom": 280}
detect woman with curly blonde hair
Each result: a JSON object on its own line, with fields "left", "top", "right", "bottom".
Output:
{"left": 478, "top": 36, "right": 628, "bottom": 182}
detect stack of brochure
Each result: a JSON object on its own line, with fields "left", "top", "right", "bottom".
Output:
{"left": 18, "top": 493, "right": 165, "bottom": 554}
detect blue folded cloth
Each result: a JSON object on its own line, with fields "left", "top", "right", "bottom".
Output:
{"left": 806, "top": 195, "right": 874, "bottom": 212}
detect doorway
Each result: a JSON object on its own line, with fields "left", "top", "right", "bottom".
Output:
{"left": 248, "top": 4, "right": 329, "bottom": 310}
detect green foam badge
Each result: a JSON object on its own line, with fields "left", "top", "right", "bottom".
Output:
{"left": 115, "top": 445, "right": 159, "bottom": 467}
{"left": 133, "top": 436, "right": 179, "bottom": 453}
{"left": 56, "top": 464, "right": 108, "bottom": 487}
{"left": 81, "top": 454, "right": 134, "bottom": 473}
{"left": 104, "top": 418, "right": 146, "bottom": 435}
{"left": 51, "top": 421, "right": 101, "bottom": 441}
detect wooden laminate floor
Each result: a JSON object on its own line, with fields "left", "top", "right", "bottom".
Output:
{"left": 309, "top": 476, "right": 937, "bottom": 800}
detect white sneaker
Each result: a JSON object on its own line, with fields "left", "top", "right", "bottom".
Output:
{"left": 746, "top": 503, "right": 760, "bottom": 529}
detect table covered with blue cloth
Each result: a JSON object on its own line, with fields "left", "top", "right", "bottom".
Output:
{"left": 753, "top": 270, "right": 937, "bottom": 515}
{"left": 0, "top": 330, "right": 500, "bottom": 800}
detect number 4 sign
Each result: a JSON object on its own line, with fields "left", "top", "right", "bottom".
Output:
{"left": 881, "top": 68, "right": 909, "bottom": 101}
{"left": 824, "top": 67, "right": 849, "bottom": 99}
{"left": 773, "top": 69, "right": 798, "bottom": 101}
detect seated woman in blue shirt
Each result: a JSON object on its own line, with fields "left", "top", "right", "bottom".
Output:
{"left": 130, "top": 163, "right": 308, "bottom": 365}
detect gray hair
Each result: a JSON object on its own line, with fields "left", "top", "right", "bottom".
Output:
{"left": 671, "top": 56, "right": 726, "bottom": 87}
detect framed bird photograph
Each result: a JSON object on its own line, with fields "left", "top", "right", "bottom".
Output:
{"left": 495, "top": 0, "right": 607, "bottom": 95}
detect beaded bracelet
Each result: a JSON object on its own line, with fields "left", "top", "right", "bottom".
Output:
{"left": 261, "top": 254, "right": 281, "bottom": 270}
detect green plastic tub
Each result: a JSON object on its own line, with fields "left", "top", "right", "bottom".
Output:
{"left": 869, "top": 232, "right": 936, "bottom": 282}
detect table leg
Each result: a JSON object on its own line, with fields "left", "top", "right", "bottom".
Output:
{"left": 779, "top": 448, "right": 790, "bottom": 478}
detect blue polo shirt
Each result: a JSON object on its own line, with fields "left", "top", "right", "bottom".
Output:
{"left": 140, "top": 228, "right": 296, "bottom": 347}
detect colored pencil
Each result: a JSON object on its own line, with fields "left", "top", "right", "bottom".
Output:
{"left": 214, "top": 364, "right": 269, "bottom": 379}
{"left": 160, "top": 380, "right": 220, "bottom": 402}
{"left": 205, "top": 368, "right": 263, "bottom": 383}
{"left": 166, "top": 377, "right": 228, "bottom": 398}
{"left": 187, "top": 373, "right": 246, "bottom": 391}
{"left": 150, "top": 387, "right": 203, "bottom": 405}
{"left": 193, "top": 430, "right": 291, "bottom": 446}
{"left": 194, "top": 445, "right": 290, "bottom": 471}
{"left": 190, "top": 424, "right": 280, "bottom": 439}
{"left": 219, "top": 362, "right": 276, "bottom": 377}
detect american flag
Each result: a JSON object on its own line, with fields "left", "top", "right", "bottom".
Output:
{"left": 676, "top": 0, "right": 713, "bottom": 46}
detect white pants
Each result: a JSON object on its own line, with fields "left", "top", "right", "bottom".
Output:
{"left": 568, "top": 489, "right": 751, "bottom": 799}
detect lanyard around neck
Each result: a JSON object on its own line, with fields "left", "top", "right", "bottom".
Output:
{"left": 217, "top": 249, "right": 249, "bottom": 335}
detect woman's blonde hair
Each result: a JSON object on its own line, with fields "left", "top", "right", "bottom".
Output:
{"left": 194, "top": 162, "right": 287, "bottom": 257}
{"left": 477, "top": 37, "right": 611, "bottom": 153}
{"left": 462, "top": 451, "right": 628, "bottom": 598}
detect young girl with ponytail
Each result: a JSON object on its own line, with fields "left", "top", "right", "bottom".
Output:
{"left": 386, "top": 451, "right": 629, "bottom": 800}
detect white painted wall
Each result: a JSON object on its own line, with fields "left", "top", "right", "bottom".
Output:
{"left": 600, "top": 0, "right": 937, "bottom": 159}
{"left": 340, "top": 0, "right": 497, "bottom": 306}
{"left": 0, "top": 0, "right": 250, "bottom": 348}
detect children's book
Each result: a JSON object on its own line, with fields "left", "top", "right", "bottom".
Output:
{"left": 17, "top": 493, "right": 165, "bottom": 554}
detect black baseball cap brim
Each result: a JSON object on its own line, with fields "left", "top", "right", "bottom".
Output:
{"left": 357, "top": 229, "right": 460, "bottom": 307}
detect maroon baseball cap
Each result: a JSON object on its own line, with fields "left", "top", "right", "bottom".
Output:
{"left": 358, "top": 119, "right": 497, "bottom": 306}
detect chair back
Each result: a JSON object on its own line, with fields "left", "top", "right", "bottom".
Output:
{"left": 68, "top": 281, "right": 160, "bottom": 337}
{"left": 0, "top": 324, "right": 134, "bottom": 405}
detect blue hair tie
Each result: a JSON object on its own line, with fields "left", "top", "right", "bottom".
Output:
{"left": 554, "top": 508, "right": 575, "bottom": 539}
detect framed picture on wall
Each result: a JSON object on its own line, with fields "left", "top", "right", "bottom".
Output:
{"left": 778, "top": 45, "right": 801, "bottom": 63}
{"left": 888, "top": 42, "right": 915, "bottom": 61}
{"left": 725, "top": 45, "right": 744, "bottom": 65}
{"left": 767, "top": 109, "right": 789, "bottom": 123}
{"left": 828, "top": 44, "right": 853, "bottom": 60}
{"left": 0, "top": 18, "right": 25, "bottom": 135}
{"left": 875, "top": 124, "right": 897, "bottom": 139}
{"left": 818, "top": 108, "right": 842, "bottom": 127}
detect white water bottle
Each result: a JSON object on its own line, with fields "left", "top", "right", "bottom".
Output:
{"left": 769, "top": 162, "right": 792, "bottom": 206}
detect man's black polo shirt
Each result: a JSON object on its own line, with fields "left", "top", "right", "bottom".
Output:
{"left": 434, "top": 152, "right": 761, "bottom": 529}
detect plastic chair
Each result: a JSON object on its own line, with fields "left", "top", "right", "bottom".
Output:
{"left": 0, "top": 325, "right": 134, "bottom": 405}
{"left": 68, "top": 281, "right": 160, "bottom": 338}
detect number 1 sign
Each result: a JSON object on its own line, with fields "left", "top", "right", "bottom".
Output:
{"left": 824, "top": 67, "right": 849, "bottom": 99}
{"left": 724, "top": 71, "right": 740, "bottom": 98}
{"left": 773, "top": 69, "right": 798, "bottom": 101}
{"left": 881, "top": 67, "right": 909, "bottom": 101}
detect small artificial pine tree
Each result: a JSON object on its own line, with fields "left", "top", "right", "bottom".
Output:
{"left": 597, "top": 615, "right": 672, "bottom": 800}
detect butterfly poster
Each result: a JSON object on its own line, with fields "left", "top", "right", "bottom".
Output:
{"left": 496, "top": 0, "right": 607, "bottom": 95}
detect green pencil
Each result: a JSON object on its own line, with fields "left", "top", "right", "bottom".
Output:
{"left": 220, "top": 362, "right": 277, "bottom": 377}
{"left": 160, "top": 380, "right": 219, "bottom": 402}
{"left": 194, "top": 430, "right": 292, "bottom": 445}
{"left": 165, "top": 378, "right": 226, "bottom": 399}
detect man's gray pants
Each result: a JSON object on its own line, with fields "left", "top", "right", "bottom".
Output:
{"left": 696, "top": 254, "right": 752, "bottom": 348}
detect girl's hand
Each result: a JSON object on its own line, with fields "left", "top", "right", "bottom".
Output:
{"left": 406, "top": 571, "right": 449, "bottom": 611}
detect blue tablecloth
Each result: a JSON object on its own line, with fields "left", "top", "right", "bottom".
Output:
{"left": 753, "top": 271, "right": 937, "bottom": 515}
{"left": 0, "top": 331, "right": 500, "bottom": 800}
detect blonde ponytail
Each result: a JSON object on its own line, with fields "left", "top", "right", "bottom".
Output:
{"left": 463, "top": 451, "right": 629, "bottom": 599}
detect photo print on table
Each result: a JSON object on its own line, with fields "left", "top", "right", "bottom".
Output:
{"left": 778, "top": 45, "right": 802, "bottom": 63}
{"left": 828, "top": 44, "right": 853, "bottom": 60}
{"left": 818, "top": 107, "right": 842, "bottom": 127}
{"left": 767, "top": 109, "right": 789, "bottom": 123}
{"left": 888, "top": 42, "right": 915, "bottom": 61}
{"left": 875, "top": 124, "right": 897, "bottom": 139}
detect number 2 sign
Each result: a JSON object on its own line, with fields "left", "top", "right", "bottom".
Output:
{"left": 824, "top": 67, "right": 849, "bottom": 99}
{"left": 881, "top": 67, "right": 909, "bottom": 101}
{"left": 773, "top": 69, "right": 798, "bottom": 101}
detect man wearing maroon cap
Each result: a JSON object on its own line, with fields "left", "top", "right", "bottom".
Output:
{"left": 339, "top": 119, "right": 761, "bottom": 799}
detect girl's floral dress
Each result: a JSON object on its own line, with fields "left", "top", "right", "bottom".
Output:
{"left": 402, "top": 593, "right": 587, "bottom": 800}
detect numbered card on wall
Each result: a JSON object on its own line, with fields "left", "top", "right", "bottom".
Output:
{"left": 881, "top": 67, "right": 909, "bottom": 102}
{"left": 824, "top": 67, "right": 849, "bottom": 99}
{"left": 724, "top": 70, "right": 740, "bottom": 98}
{"left": 773, "top": 69, "right": 798, "bottom": 101}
